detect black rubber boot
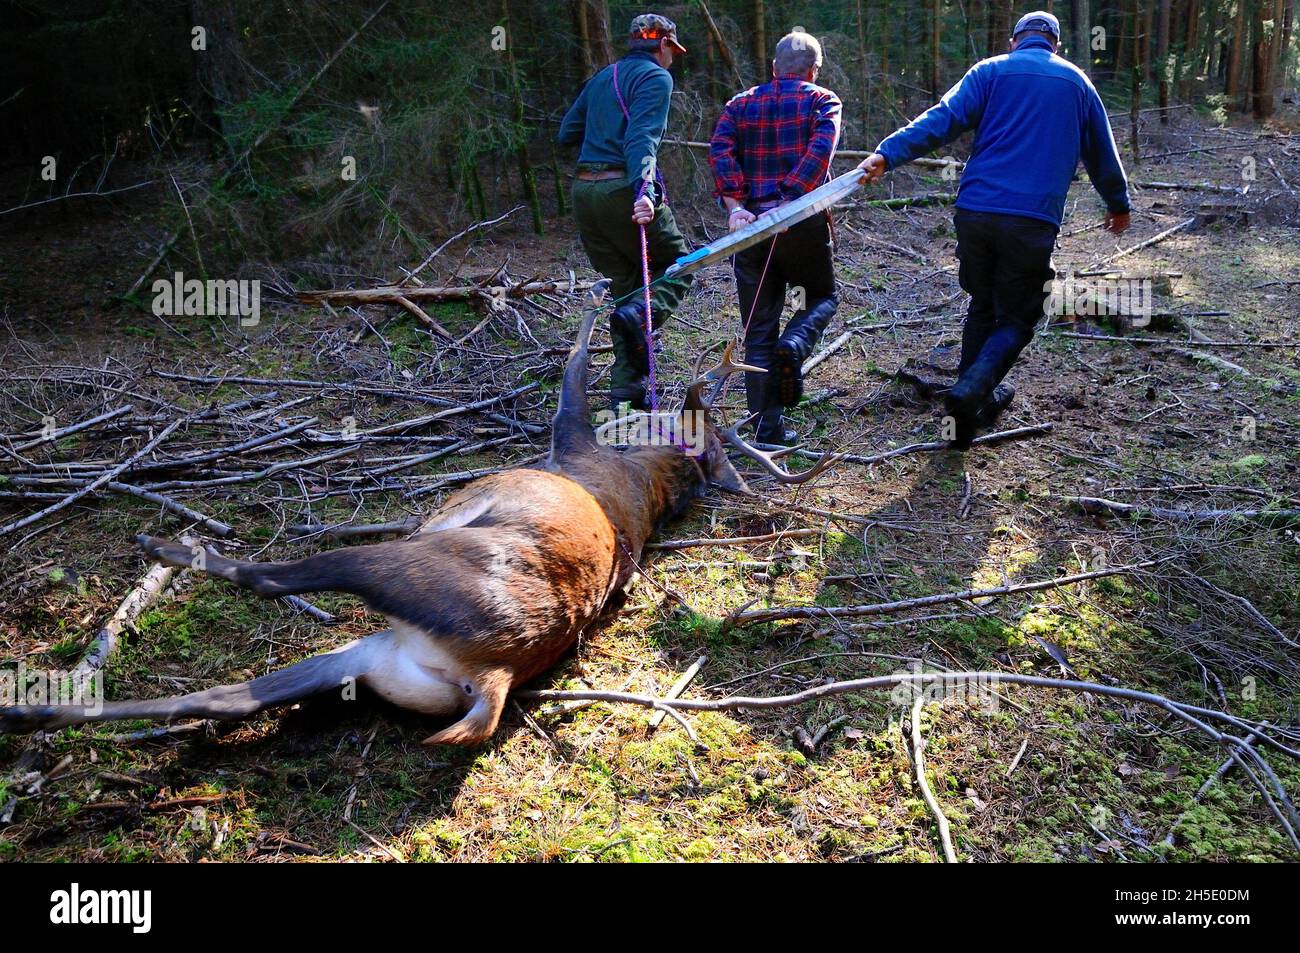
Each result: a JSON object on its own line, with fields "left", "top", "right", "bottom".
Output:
{"left": 609, "top": 299, "right": 650, "bottom": 371}
{"left": 754, "top": 407, "right": 797, "bottom": 447}
{"left": 975, "top": 383, "right": 1016, "bottom": 428}
{"left": 944, "top": 319, "right": 1030, "bottom": 449}
{"left": 609, "top": 377, "right": 649, "bottom": 413}
{"left": 946, "top": 379, "right": 1016, "bottom": 450}
{"left": 768, "top": 297, "right": 837, "bottom": 408}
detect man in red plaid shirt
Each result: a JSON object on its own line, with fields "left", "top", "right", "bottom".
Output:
{"left": 709, "top": 30, "right": 841, "bottom": 445}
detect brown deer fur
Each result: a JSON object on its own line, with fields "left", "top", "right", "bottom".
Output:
{"left": 0, "top": 281, "right": 759, "bottom": 746}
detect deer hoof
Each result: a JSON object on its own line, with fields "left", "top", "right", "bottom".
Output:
{"left": 137, "top": 534, "right": 201, "bottom": 568}
{"left": 421, "top": 721, "right": 493, "bottom": 747}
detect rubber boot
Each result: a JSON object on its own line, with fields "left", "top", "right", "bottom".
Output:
{"left": 754, "top": 406, "right": 797, "bottom": 447}
{"left": 975, "top": 383, "right": 1016, "bottom": 428}
{"left": 944, "top": 324, "right": 1027, "bottom": 449}
{"left": 609, "top": 378, "right": 649, "bottom": 413}
{"left": 609, "top": 300, "right": 651, "bottom": 412}
{"left": 769, "top": 297, "right": 837, "bottom": 408}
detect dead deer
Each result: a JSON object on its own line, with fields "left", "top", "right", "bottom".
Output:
{"left": 1, "top": 281, "right": 834, "bottom": 745}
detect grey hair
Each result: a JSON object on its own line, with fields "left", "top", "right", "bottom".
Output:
{"left": 773, "top": 31, "right": 822, "bottom": 76}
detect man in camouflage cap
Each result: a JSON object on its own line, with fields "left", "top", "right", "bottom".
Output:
{"left": 558, "top": 14, "right": 693, "bottom": 412}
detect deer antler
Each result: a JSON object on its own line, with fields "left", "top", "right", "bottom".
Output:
{"left": 686, "top": 338, "right": 839, "bottom": 484}
{"left": 721, "top": 413, "right": 840, "bottom": 484}
{"left": 686, "top": 338, "right": 765, "bottom": 408}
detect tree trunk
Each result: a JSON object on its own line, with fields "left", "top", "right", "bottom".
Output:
{"left": 754, "top": 0, "right": 766, "bottom": 79}
{"left": 1270, "top": 0, "right": 1287, "bottom": 86}
{"left": 857, "top": 0, "right": 871, "bottom": 136}
{"left": 1117, "top": 0, "right": 1133, "bottom": 74}
{"left": 1208, "top": 1, "right": 1225, "bottom": 79}
{"left": 697, "top": 0, "right": 744, "bottom": 89}
{"left": 502, "top": 0, "right": 542, "bottom": 234}
{"left": 190, "top": 0, "right": 252, "bottom": 137}
{"left": 1133, "top": 0, "right": 1144, "bottom": 164}
{"left": 881, "top": 0, "right": 892, "bottom": 77}
{"left": 991, "top": 0, "right": 1011, "bottom": 54}
{"left": 1251, "top": 0, "right": 1277, "bottom": 117}
{"left": 575, "top": 0, "right": 612, "bottom": 74}
{"left": 1157, "top": 0, "right": 1171, "bottom": 120}
{"left": 878, "top": 0, "right": 893, "bottom": 114}
{"left": 1071, "top": 0, "right": 1091, "bottom": 73}
{"left": 1226, "top": 0, "right": 1247, "bottom": 105}
{"left": 705, "top": 26, "right": 721, "bottom": 106}
{"left": 1282, "top": 0, "right": 1296, "bottom": 99}
{"left": 1140, "top": 3, "right": 1154, "bottom": 81}
{"left": 930, "top": 0, "right": 942, "bottom": 98}
{"left": 1178, "top": 0, "right": 1201, "bottom": 99}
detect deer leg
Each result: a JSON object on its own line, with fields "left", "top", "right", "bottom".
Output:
{"left": 137, "top": 534, "right": 371, "bottom": 598}
{"left": 421, "top": 665, "right": 513, "bottom": 746}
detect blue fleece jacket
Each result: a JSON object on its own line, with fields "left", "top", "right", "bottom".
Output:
{"left": 875, "top": 36, "right": 1130, "bottom": 227}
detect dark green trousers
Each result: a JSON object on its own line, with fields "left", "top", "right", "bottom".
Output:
{"left": 572, "top": 178, "right": 693, "bottom": 391}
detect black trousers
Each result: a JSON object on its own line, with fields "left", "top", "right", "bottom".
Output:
{"left": 733, "top": 213, "right": 838, "bottom": 421}
{"left": 952, "top": 208, "right": 1058, "bottom": 396}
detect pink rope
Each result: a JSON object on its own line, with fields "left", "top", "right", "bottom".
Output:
{"left": 638, "top": 220, "right": 659, "bottom": 415}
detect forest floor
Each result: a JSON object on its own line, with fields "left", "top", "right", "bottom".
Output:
{"left": 1, "top": 109, "right": 1298, "bottom": 862}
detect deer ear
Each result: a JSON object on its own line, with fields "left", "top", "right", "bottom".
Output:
{"left": 707, "top": 444, "right": 750, "bottom": 494}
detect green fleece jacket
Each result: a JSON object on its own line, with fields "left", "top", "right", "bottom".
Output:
{"left": 557, "top": 51, "right": 672, "bottom": 201}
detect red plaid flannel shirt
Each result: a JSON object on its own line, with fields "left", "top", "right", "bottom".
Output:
{"left": 709, "top": 77, "right": 842, "bottom": 207}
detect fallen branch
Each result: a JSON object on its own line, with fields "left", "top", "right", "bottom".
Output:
{"left": 281, "top": 595, "right": 336, "bottom": 624}
{"left": 648, "top": 655, "right": 707, "bottom": 731}
{"left": 801, "top": 330, "right": 852, "bottom": 376}
{"left": 910, "top": 697, "right": 958, "bottom": 862}
{"left": 863, "top": 193, "right": 956, "bottom": 210}
{"left": 70, "top": 560, "right": 177, "bottom": 693}
{"left": 299, "top": 278, "right": 596, "bottom": 305}
{"left": 12, "top": 404, "right": 133, "bottom": 451}
{"left": 0, "top": 417, "right": 186, "bottom": 537}
{"left": 1093, "top": 217, "right": 1196, "bottom": 267}
{"left": 1180, "top": 573, "right": 1297, "bottom": 649}
{"left": 1067, "top": 495, "right": 1300, "bottom": 525}
{"left": 1047, "top": 331, "right": 1297, "bottom": 348}
{"left": 1171, "top": 349, "right": 1251, "bottom": 375}
{"left": 393, "top": 295, "right": 453, "bottom": 339}
{"left": 778, "top": 423, "right": 1053, "bottom": 468}
{"left": 723, "top": 557, "right": 1167, "bottom": 627}
{"left": 0, "top": 181, "right": 158, "bottom": 218}
{"left": 399, "top": 205, "right": 525, "bottom": 287}
{"left": 1163, "top": 727, "right": 1265, "bottom": 847}
{"left": 1132, "top": 180, "right": 1245, "bottom": 195}
{"left": 105, "top": 482, "right": 234, "bottom": 538}
{"left": 361, "top": 383, "right": 540, "bottom": 436}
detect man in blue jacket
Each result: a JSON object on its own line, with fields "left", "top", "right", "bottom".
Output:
{"left": 859, "top": 11, "right": 1131, "bottom": 447}
{"left": 558, "top": 14, "right": 692, "bottom": 412}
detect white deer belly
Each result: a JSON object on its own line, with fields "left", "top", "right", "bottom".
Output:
{"left": 359, "top": 623, "right": 468, "bottom": 716}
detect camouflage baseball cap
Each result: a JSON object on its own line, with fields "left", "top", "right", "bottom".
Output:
{"left": 629, "top": 13, "right": 687, "bottom": 53}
